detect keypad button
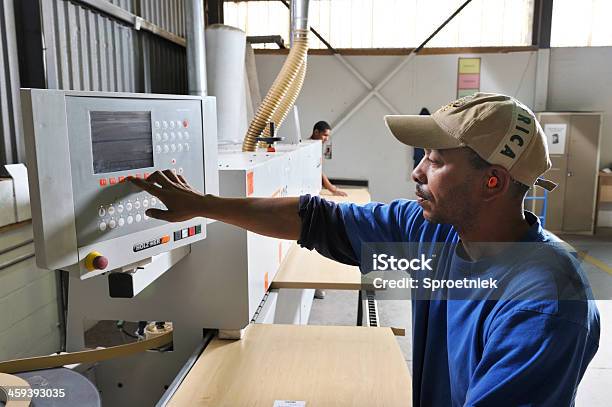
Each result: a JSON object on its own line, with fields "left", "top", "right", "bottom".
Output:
{"left": 184, "top": 132, "right": 190, "bottom": 140}
{"left": 163, "top": 132, "right": 169, "bottom": 141}
{"left": 170, "top": 121, "right": 175, "bottom": 128}
{"left": 109, "top": 219, "right": 117, "bottom": 229}
{"left": 98, "top": 207, "right": 106, "bottom": 217}
{"left": 108, "top": 206, "right": 115, "bottom": 216}
{"left": 127, "top": 215, "right": 134, "bottom": 224}
{"left": 177, "top": 132, "right": 183, "bottom": 140}
{"left": 155, "top": 133, "right": 162, "bottom": 141}
{"left": 177, "top": 144, "right": 183, "bottom": 152}
{"left": 117, "top": 204, "right": 124, "bottom": 214}
{"left": 134, "top": 201, "right": 141, "bottom": 210}
{"left": 155, "top": 121, "right": 161, "bottom": 128}
{"left": 164, "top": 145, "right": 170, "bottom": 153}
{"left": 184, "top": 143, "right": 190, "bottom": 151}
{"left": 170, "top": 132, "right": 176, "bottom": 141}
{"left": 135, "top": 214, "right": 142, "bottom": 223}
{"left": 143, "top": 199, "right": 149, "bottom": 208}
{"left": 163, "top": 121, "right": 168, "bottom": 128}
{"left": 178, "top": 167, "right": 184, "bottom": 174}
{"left": 171, "top": 144, "right": 177, "bottom": 153}
{"left": 118, "top": 217, "right": 125, "bottom": 227}
{"left": 156, "top": 145, "right": 162, "bottom": 154}
{"left": 126, "top": 202, "right": 133, "bottom": 211}
{"left": 99, "top": 222, "right": 107, "bottom": 231}
{"left": 176, "top": 120, "right": 182, "bottom": 128}
{"left": 151, "top": 197, "right": 157, "bottom": 206}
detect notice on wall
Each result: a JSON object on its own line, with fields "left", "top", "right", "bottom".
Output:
{"left": 544, "top": 123, "right": 567, "bottom": 155}
{"left": 457, "top": 58, "right": 481, "bottom": 98}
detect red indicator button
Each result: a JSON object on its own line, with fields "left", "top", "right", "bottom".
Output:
{"left": 144, "top": 172, "right": 150, "bottom": 179}
{"left": 109, "top": 177, "right": 117, "bottom": 185}
{"left": 118, "top": 176, "right": 126, "bottom": 183}
{"left": 134, "top": 173, "right": 142, "bottom": 179}
{"left": 99, "top": 179, "right": 108, "bottom": 187}
{"left": 93, "top": 255, "right": 109, "bottom": 270}
{"left": 183, "top": 120, "right": 189, "bottom": 128}
{"left": 161, "top": 235, "right": 171, "bottom": 244}
{"left": 188, "top": 226, "right": 195, "bottom": 236}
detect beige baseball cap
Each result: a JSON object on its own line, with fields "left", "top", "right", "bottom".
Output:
{"left": 385, "top": 93, "right": 557, "bottom": 191}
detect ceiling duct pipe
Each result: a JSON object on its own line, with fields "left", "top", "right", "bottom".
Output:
{"left": 242, "top": 0, "right": 310, "bottom": 151}
{"left": 185, "top": 0, "right": 207, "bottom": 96}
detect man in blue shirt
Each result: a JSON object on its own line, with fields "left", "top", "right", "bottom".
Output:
{"left": 130, "top": 93, "right": 600, "bottom": 406}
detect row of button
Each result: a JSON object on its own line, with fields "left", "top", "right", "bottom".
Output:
{"left": 99, "top": 213, "right": 148, "bottom": 231}
{"left": 174, "top": 224, "right": 202, "bottom": 241}
{"left": 98, "top": 197, "right": 158, "bottom": 217}
{"left": 155, "top": 131, "right": 190, "bottom": 142}
{"left": 155, "top": 143, "right": 190, "bottom": 154}
{"left": 99, "top": 173, "right": 150, "bottom": 187}
{"left": 155, "top": 120, "right": 189, "bottom": 129}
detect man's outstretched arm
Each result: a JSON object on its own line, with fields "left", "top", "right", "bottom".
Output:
{"left": 129, "top": 170, "right": 301, "bottom": 240}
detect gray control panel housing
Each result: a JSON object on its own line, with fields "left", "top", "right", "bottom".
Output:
{"left": 21, "top": 89, "right": 219, "bottom": 278}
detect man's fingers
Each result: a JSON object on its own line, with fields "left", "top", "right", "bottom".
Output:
{"left": 162, "top": 169, "right": 181, "bottom": 184}
{"left": 128, "top": 177, "right": 163, "bottom": 197}
{"left": 177, "top": 174, "right": 188, "bottom": 185}
{"left": 145, "top": 208, "right": 172, "bottom": 221}
{"left": 147, "top": 170, "right": 173, "bottom": 188}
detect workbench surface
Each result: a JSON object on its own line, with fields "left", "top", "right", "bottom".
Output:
{"left": 167, "top": 324, "right": 412, "bottom": 406}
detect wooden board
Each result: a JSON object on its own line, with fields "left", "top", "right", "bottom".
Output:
{"left": 271, "top": 187, "right": 371, "bottom": 290}
{"left": 271, "top": 244, "right": 361, "bottom": 290}
{"left": 168, "top": 324, "right": 412, "bottom": 406}
{"left": 320, "top": 186, "right": 371, "bottom": 205}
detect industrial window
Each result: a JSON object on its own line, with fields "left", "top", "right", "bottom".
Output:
{"left": 223, "top": 0, "right": 534, "bottom": 49}
{"left": 551, "top": 0, "right": 612, "bottom": 47}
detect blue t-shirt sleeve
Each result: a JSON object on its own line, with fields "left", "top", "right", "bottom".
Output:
{"left": 464, "top": 307, "right": 598, "bottom": 406}
{"left": 297, "top": 195, "right": 359, "bottom": 265}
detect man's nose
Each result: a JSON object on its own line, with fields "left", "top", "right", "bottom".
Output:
{"left": 412, "top": 157, "right": 427, "bottom": 184}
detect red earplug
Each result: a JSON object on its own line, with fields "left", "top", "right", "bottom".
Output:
{"left": 487, "top": 176, "right": 498, "bottom": 188}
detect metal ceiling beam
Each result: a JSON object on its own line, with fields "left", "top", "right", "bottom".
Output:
{"left": 532, "top": 0, "right": 553, "bottom": 49}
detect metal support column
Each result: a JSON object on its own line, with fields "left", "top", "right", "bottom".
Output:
{"left": 185, "top": 0, "right": 208, "bottom": 96}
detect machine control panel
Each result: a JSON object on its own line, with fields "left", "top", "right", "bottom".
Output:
{"left": 21, "top": 89, "right": 217, "bottom": 279}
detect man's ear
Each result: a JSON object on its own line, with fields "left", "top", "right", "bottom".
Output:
{"left": 482, "top": 166, "right": 511, "bottom": 201}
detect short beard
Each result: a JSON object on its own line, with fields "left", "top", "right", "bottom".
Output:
{"left": 425, "top": 178, "right": 480, "bottom": 228}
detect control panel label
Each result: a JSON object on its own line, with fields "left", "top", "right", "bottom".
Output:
{"left": 133, "top": 235, "right": 170, "bottom": 252}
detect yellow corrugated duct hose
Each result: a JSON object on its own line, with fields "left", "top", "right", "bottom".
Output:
{"left": 242, "top": 30, "right": 309, "bottom": 151}
{"left": 262, "top": 57, "right": 307, "bottom": 139}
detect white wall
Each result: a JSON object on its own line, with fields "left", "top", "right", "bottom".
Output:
{"left": 256, "top": 52, "right": 537, "bottom": 203}
{"left": 0, "top": 179, "right": 61, "bottom": 361}
{"left": 547, "top": 46, "right": 612, "bottom": 226}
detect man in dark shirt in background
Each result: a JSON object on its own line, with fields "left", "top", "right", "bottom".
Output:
{"left": 310, "top": 120, "right": 348, "bottom": 197}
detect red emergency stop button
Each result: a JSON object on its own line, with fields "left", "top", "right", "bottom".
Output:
{"left": 85, "top": 251, "right": 108, "bottom": 272}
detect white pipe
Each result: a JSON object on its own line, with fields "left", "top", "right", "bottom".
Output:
{"left": 185, "top": 0, "right": 207, "bottom": 96}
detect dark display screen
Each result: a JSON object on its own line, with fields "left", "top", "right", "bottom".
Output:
{"left": 91, "top": 111, "right": 154, "bottom": 174}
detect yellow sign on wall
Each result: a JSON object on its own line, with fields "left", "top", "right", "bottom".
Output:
{"left": 458, "top": 58, "right": 481, "bottom": 74}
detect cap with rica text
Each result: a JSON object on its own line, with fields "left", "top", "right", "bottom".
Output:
{"left": 384, "top": 93, "right": 557, "bottom": 191}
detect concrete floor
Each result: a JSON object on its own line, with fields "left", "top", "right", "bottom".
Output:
{"left": 307, "top": 233, "right": 612, "bottom": 406}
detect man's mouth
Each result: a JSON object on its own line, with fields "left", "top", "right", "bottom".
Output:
{"left": 415, "top": 186, "right": 431, "bottom": 202}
